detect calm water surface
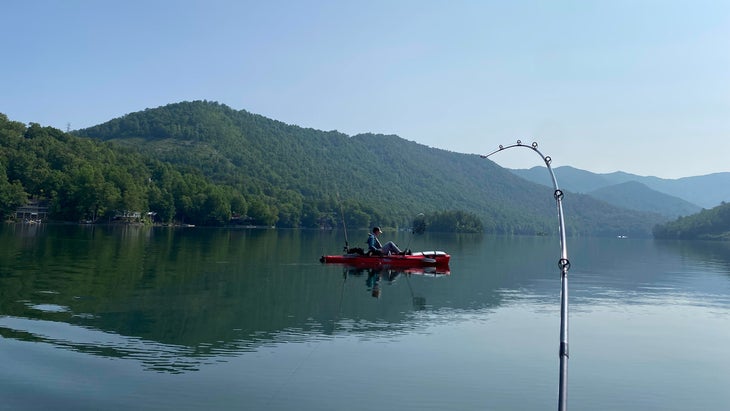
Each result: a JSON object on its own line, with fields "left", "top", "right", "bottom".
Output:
{"left": 1, "top": 224, "right": 729, "bottom": 410}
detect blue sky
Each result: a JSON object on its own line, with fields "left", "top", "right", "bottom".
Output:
{"left": 2, "top": 0, "right": 728, "bottom": 178}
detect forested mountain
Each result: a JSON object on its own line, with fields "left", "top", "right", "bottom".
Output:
{"left": 653, "top": 202, "right": 730, "bottom": 240}
{"left": 72, "top": 101, "right": 662, "bottom": 236}
{"left": 0, "top": 114, "right": 243, "bottom": 225}
{"left": 511, "top": 166, "right": 730, "bottom": 209}
{"left": 587, "top": 181, "right": 701, "bottom": 218}
{"left": 2, "top": 101, "right": 664, "bottom": 236}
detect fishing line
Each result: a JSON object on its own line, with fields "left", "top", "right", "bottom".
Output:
{"left": 266, "top": 280, "right": 345, "bottom": 407}
{"left": 267, "top": 269, "right": 349, "bottom": 408}
{"left": 404, "top": 212, "right": 424, "bottom": 251}
{"left": 265, "top": 338, "right": 322, "bottom": 408}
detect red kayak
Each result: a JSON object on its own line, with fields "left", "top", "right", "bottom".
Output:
{"left": 320, "top": 250, "right": 450, "bottom": 268}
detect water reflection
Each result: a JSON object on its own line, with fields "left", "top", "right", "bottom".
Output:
{"left": 0, "top": 316, "right": 207, "bottom": 374}
{"left": 0, "top": 226, "right": 463, "bottom": 373}
{"left": 1, "top": 225, "right": 729, "bottom": 377}
{"left": 342, "top": 266, "right": 449, "bottom": 301}
{"left": 655, "top": 239, "right": 730, "bottom": 274}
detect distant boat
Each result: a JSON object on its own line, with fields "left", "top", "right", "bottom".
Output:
{"left": 617, "top": 235, "right": 628, "bottom": 239}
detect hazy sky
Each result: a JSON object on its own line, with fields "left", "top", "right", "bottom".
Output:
{"left": 2, "top": 1, "right": 728, "bottom": 178}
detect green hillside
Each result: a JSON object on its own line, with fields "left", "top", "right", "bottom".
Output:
{"left": 1, "top": 101, "right": 664, "bottom": 236}
{"left": 0, "top": 114, "right": 243, "bottom": 225}
{"left": 73, "top": 101, "right": 661, "bottom": 236}
{"left": 653, "top": 202, "right": 730, "bottom": 240}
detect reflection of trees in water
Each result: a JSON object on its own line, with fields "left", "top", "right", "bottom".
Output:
{"left": 0, "top": 307, "right": 431, "bottom": 375}
{"left": 1, "top": 308, "right": 356, "bottom": 374}
{"left": 0, "top": 227, "right": 454, "bottom": 374}
{"left": 0, "top": 226, "right": 598, "bottom": 374}
{"left": 0, "top": 316, "right": 204, "bottom": 374}
{"left": 656, "top": 240, "right": 730, "bottom": 274}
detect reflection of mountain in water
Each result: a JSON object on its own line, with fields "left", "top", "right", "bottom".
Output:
{"left": 1, "top": 225, "right": 728, "bottom": 373}
{"left": 0, "top": 226, "right": 472, "bottom": 373}
{"left": 655, "top": 240, "right": 730, "bottom": 274}
{"left": 0, "top": 315, "right": 208, "bottom": 374}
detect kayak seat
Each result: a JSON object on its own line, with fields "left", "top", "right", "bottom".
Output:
{"left": 367, "top": 248, "right": 384, "bottom": 257}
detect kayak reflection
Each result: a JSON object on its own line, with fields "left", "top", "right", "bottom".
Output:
{"left": 342, "top": 266, "right": 450, "bottom": 302}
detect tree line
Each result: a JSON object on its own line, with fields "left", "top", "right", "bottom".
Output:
{"left": 653, "top": 202, "right": 730, "bottom": 240}
{"left": 3, "top": 100, "right": 666, "bottom": 236}
{"left": 1, "top": 115, "right": 246, "bottom": 225}
{"left": 0, "top": 113, "right": 477, "bottom": 231}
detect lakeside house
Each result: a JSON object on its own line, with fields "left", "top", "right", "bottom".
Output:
{"left": 15, "top": 201, "right": 48, "bottom": 223}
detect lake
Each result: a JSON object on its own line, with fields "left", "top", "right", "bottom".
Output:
{"left": 1, "top": 224, "right": 729, "bottom": 411}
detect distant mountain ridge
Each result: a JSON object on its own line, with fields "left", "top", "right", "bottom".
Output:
{"left": 510, "top": 166, "right": 729, "bottom": 211}
{"left": 73, "top": 101, "right": 665, "bottom": 236}
{"left": 587, "top": 181, "right": 701, "bottom": 218}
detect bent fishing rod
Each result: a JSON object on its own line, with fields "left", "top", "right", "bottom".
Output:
{"left": 481, "top": 140, "right": 571, "bottom": 411}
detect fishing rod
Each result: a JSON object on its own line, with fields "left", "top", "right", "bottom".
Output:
{"left": 404, "top": 212, "right": 425, "bottom": 252}
{"left": 481, "top": 140, "right": 571, "bottom": 411}
{"left": 336, "top": 192, "right": 349, "bottom": 252}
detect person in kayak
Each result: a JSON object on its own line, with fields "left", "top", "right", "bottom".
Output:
{"left": 367, "top": 226, "right": 405, "bottom": 255}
